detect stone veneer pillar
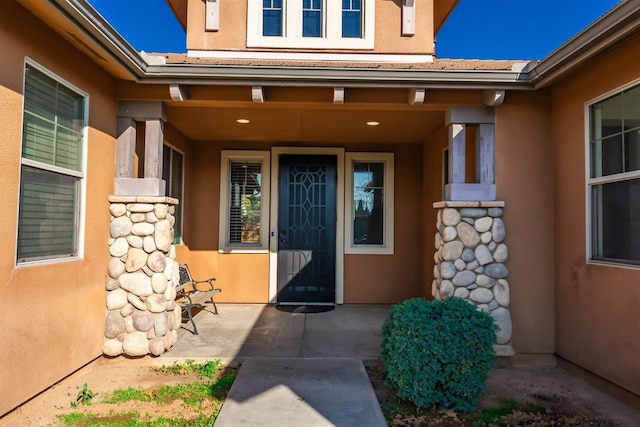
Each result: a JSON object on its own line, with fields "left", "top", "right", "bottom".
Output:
{"left": 433, "top": 201, "right": 514, "bottom": 356}
{"left": 103, "top": 196, "right": 182, "bottom": 357}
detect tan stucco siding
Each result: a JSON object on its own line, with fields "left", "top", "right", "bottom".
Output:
{"left": 496, "top": 91, "right": 556, "bottom": 354}
{"left": 176, "top": 141, "right": 271, "bottom": 303}
{"left": 344, "top": 143, "right": 424, "bottom": 303}
{"left": 186, "top": 0, "right": 434, "bottom": 55}
{"left": 176, "top": 141, "right": 424, "bottom": 304}
{"left": 0, "top": 1, "right": 117, "bottom": 416}
{"left": 550, "top": 35, "right": 640, "bottom": 395}
{"left": 422, "top": 126, "right": 448, "bottom": 298}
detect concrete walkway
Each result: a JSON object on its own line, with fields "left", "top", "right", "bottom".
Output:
{"left": 158, "top": 304, "right": 390, "bottom": 427}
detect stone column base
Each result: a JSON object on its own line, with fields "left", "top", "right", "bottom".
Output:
{"left": 433, "top": 201, "right": 514, "bottom": 356}
{"left": 103, "top": 196, "right": 181, "bottom": 357}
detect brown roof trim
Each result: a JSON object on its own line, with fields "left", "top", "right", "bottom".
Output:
{"left": 530, "top": 0, "right": 640, "bottom": 87}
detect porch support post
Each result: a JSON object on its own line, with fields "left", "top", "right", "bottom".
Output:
{"left": 445, "top": 107, "right": 497, "bottom": 201}
{"left": 115, "top": 101, "right": 167, "bottom": 196}
{"left": 116, "top": 118, "right": 136, "bottom": 178}
{"left": 432, "top": 201, "right": 514, "bottom": 357}
{"left": 144, "top": 119, "right": 164, "bottom": 179}
{"left": 104, "top": 196, "right": 181, "bottom": 358}
{"left": 448, "top": 123, "right": 466, "bottom": 184}
{"left": 476, "top": 124, "right": 495, "bottom": 184}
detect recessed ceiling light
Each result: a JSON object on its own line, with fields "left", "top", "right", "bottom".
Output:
{"left": 366, "top": 121, "right": 380, "bottom": 126}
{"left": 236, "top": 118, "right": 250, "bottom": 124}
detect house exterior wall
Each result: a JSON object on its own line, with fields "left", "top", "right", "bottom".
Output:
{"left": 186, "top": 0, "right": 434, "bottom": 55}
{"left": 174, "top": 141, "right": 424, "bottom": 304}
{"left": 495, "top": 91, "right": 556, "bottom": 353}
{"left": 550, "top": 34, "right": 640, "bottom": 395}
{"left": 0, "top": 1, "right": 116, "bottom": 415}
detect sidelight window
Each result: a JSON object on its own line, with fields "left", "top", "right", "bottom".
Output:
{"left": 345, "top": 153, "right": 394, "bottom": 254}
{"left": 219, "top": 151, "right": 270, "bottom": 252}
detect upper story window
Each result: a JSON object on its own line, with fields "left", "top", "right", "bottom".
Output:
{"left": 342, "top": 0, "right": 362, "bottom": 38}
{"left": 17, "top": 62, "right": 87, "bottom": 264}
{"left": 588, "top": 82, "right": 640, "bottom": 265}
{"left": 263, "top": 0, "right": 283, "bottom": 36}
{"left": 248, "top": 0, "right": 375, "bottom": 50}
{"left": 303, "top": 0, "right": 323, "bottom": 37}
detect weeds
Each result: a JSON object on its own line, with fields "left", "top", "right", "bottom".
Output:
{"left": 70, "top": 383, "right": 94, "bottom": 408}
{"left": 58, "top": 412, "right": 216, "bottom": 427}
{"left": 152, "top": 359, "right": 222, "bottom": 379}
{"left": 59, "top": 360, "right": 235, "bottom": 427}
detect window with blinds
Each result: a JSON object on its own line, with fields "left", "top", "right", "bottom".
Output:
{"left": 228, "top": 160, "right": 262, "bottom": 244}
{"left": 219, "top": 151, "right": 270, "bottom": 253}
{"left": 17, "top": 64, "right": 85, "bottom": 263}
{"left": 163, "top": 145, "right": 184, "bottom": 244}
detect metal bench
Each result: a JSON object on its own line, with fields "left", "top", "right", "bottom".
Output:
{"left": 176, "top": 264, "right": 222, "bottom": 335}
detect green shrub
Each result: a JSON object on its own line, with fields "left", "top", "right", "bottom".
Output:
{"left": 381, "top": 297, "right": 498, "bottom": 412}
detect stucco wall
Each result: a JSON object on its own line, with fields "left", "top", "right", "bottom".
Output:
{"left": 495, "top": 91, "right": 556, "bottom": 353}
{"left": 0, "top": 1, "right": 117, "bottom": 415}
{"left": 175, "top": 141, "right": 424, "bottom": 304}
{"left": 550, "top": 34, "right": 640, "bottom": 395}
{"left": 186, "top": 0, "right": 434, "bottom": 55}
{"left": 344, "top": 143, "right": 424, "bottom": 303}
{"left": 422, "top": 125, "right": 448, "bottom": 298}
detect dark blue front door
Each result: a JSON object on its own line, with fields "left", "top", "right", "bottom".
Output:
{"left": 277, "top": 155, "right": 336, "bottom": 303}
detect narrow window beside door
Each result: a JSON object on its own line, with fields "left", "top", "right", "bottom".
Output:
{"left": 219, "top": 151, "right": 271, "bottom": 252}
{"left": 345, "top": 152, "right": 394, "bottom": 254}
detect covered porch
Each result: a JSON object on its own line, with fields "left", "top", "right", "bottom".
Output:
{"left": 104, "top": 62, "right": 549, "bottom": 358}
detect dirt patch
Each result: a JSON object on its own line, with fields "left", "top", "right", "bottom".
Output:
{"left": 1, "top": 357, "right": 236, "bottom": 427}
{"left": 366, "top": 360, "right": 640, "bottom": 426}
{"left": 3, "top": 356, "right": 639, "bottom": 426}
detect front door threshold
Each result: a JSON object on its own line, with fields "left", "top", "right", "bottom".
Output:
{"left": 277, "top": 302, "right": 335, "bottom": 306}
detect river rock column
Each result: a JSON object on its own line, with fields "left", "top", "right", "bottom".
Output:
{"left": 103, "top": 196, "right": 182, "bottom": 357}
{"left": 432, "top": 201, "right": 514, "bottom": 357}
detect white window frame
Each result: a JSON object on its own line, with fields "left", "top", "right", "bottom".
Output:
{"left": 345, "top": 152, "right": 394, "bottom": 255}
{"left": 16, "top": 59, "right": 88, "bottom": 266}
{"left": 246, "top": 0, "right": 375, "bottom": 50}
{"left": 586, "top": 78, "right": 640, "bottom": 267}
{"left": 219, "top": 150, "right": 271, "bottom": 253}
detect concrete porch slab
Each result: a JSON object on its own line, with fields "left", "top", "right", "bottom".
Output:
{"left": 158, "top": 304, "right": 390, "bottom": 364}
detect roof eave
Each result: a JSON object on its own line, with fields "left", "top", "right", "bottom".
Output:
{"left": 29, "top": 0, "right": 149, "bottom": 79}
{"left": 142, "top": 64, "right": 533, "bottom": 90}
{"left": 529, "top": 0, "right": 640, "bottom": 88}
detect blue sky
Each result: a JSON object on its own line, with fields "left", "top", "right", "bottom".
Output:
{"left": 88, "top": 0, "right": 621, "bottom": 60}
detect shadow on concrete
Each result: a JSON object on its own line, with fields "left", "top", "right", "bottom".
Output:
{"left": 158, "top": 304, "right": 390, "bottom": 426}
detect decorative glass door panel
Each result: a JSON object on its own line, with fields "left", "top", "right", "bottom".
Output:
{"left": 277, "top": 155, "right": 336, "bottom": 303}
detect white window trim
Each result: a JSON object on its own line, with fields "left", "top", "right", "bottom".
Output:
{"left": 246, "top": 0, "right": 375, "bottom": 50}
{"left": 585, "top": 78, "right": 640, "bottom": 267}
{"left": 219, "top": 150, "right": 271, "bottom": 253}
{"left": 16, "top": 58, "right": 88, "bottom": 267}
{"left": 345, "top": 152, "right": 394, "bottom": 255}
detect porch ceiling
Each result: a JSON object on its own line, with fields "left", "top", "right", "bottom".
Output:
{"left": 166, "top": 105, "right": 445, "bottom": 143}
{"left": 119, "top": 83, "right": 485, "bottom": 144}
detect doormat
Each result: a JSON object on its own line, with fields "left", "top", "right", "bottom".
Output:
{"left": 276, "top": 305, "right": 335, "bottom": 314}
